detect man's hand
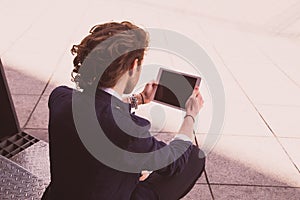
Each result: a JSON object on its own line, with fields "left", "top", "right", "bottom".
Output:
{"left": 140, "top": 82, "right": 158, "bottom": 104}
{"left": 185, "top": 87, "right": 204, "bottom": 118}
{"left": 139, "top": 170, "right": 152, "bottom": 181}
{"left": 177, "top": 87, "right": 204, "bottom": 143}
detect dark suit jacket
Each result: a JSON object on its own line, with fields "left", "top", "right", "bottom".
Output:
{"left": 47, "top": 86, "right": 193, "bottom": 200}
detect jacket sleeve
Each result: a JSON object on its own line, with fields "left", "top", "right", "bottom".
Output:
{"left": 127, "top": 114, "right": 193, "bottom": 176}
{"left": 48, "top": 86, "right": 72, "bottom": 109}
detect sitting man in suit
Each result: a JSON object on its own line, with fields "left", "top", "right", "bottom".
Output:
{"left": 42, "top": 21, "right": 205, "bottom": 200}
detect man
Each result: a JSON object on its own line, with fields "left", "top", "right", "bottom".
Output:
{"left": 42, "top": 21, "right": 205, "bottom": 200}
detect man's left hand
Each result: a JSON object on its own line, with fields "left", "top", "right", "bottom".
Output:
{"left": 140, "top": 82, "right": 158, "bottom": 104}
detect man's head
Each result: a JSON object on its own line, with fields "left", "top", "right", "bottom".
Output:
{"left": 71, "top": 21, "right": 149, "bottom": 93}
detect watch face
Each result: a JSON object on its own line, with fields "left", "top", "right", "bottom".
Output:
{"left": 130, "top": 95, "right": 138, "bottom": 109}
{"left": 154, "top": 68, "right": 201, "bottom": 110}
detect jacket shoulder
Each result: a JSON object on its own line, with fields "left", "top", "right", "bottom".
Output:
{"left": 48, "top": 86, "right": 74, "bottom": 108}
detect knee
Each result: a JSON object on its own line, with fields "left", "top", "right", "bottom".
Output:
{"left": 198, "top": 148, "right": 206, "bottom": 161}
{"left": 191, "top": 145, "right": 206, "bottom": 167}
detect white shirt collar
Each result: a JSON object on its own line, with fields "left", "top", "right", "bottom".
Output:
{"left": 101, "top": 88, "right": 123, "bottom": 101}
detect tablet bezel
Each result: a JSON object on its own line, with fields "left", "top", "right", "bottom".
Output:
{"left": 153, "top": 68, "right": 201, "bottom": 111}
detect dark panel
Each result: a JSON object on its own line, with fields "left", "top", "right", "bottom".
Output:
{"left": 0, "top": 58, "right": 20, "bottom": 140}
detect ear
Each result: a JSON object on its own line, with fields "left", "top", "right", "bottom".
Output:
{"left": 128, "top": 59, "right": 139, "bottom": 77}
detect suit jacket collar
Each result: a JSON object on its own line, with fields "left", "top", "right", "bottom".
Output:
{"left": 95, "top": 88, "right": 131, "bottom": 113}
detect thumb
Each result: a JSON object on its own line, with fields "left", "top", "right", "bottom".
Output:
{"left": 192, "top": 86, "right": 199, "bottom": 95}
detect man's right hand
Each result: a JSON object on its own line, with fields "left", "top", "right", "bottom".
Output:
{"left": 185, "top": 87, "right": 204, "bottom": 118}
{"left": 140, "top": 82, "right": 158, "bottom": 104}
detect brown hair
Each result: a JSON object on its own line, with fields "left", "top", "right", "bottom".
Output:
{"left": 71, "top": 21, "right": 149, "bottom": 89}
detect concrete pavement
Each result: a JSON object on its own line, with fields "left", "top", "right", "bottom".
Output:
{"left": 1, "top": 0, "right": 300, "bottom": 199}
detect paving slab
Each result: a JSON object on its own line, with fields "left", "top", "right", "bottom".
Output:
{"left": 279, "top": 138, "right": 300, "bottom": 172}
{"left": 225, "top": 63, "right": 300, "bottom": 106}
{"left": 1, "top": 1, "right": 89, "bottom": 87}
{"left": 211, "top": 185, "right": 300, "bottom": 200}
{"left": 246, "top": 32, "right": 300, "bottom": 87}
{"left": 25, "top": 95, "right": 49, "bottom": 129}
{"left": 198, "top": 59, "right": 273, "bottom": 137}
{"left": 205, "top": 135, "right": 300, "bottom": 187}
{"left": 11, "top": 94, "right": 40, "bottom": 128}
{"left": 248, "top": 32, "right": 300, "bottom": 67}
{"left": 182, "top": 184, "right": 213, "bottom": 200}
{"left": 1, "top": 1, "right": 300, "bottom": 200}
{"left": 256, "top": 105, "right": 300, "bottom": 138}
{"left": 3, "top": 64, "right": 47, "bottom": 95}
{"left": 0, "top": 0, "right": 50, "bottom": 56}
{"left": 43, "top": 53, "right": 75, "bottom": 95}
{"left": 199, "top": 21, "right": 270, "bottom": 64}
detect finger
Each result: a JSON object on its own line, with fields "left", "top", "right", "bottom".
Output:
{"left": 197, "top": 95, "right": 204, "bottom": 106}
{"left": 192, "top": 87, "right": 199, "bottom": 97}
{"left": 189, "top": 95, "right": 197, "bottom": 106}
{"left": 193, "top": 86, "right": 199, "bottom": 92}
{"left": 144, "top": 83, "right": 151, "bottom": 89}
{"left": 152, "top": 82, "right": 158, "bottom": 88}
{"left": 148, "top": 80, "right": 158, "bottom": 86}
{"left": 152, "top": 80, "right": 158, "bottom": 84}
{"left": 185, "top": 96, "right": 193, "bottom": 107}
{"left": 196, "top": 91, "right": 203, "bottom": 100}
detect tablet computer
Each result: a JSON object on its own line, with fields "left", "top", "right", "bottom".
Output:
{"left": 153, "top": 68, "right": 201, "bottom": 110}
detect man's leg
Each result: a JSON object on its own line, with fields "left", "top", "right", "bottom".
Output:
{"left": 131, "top": 146, "right": 206, "bottom": 200}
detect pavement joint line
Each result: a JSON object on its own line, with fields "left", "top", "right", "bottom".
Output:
{"left": 131, "top": 0, "right": 279, "bottom": 39}
{"left": 0, "top": 4, "right": 52, "bottom": 56}
{"left": 215, "top": 45, "right": 300, "bottom": 174}
{"left": 264, "top": 1, "right": 300, "bottom": 31}
{"left": 195, "top": 183, "right": 211, "bottom": 185}
{"left": 204, "top": 169, "right": 215, "bottom": 200}
{"left": 22, "top": 66, "right": 56, "bottom": 129}
{"left": 207, "top": 38, "right": 300, "bottom": 174}
{"left": 257, "top": 47, "right": 300, "bottom": 89}
{"left": 22, "top": 6, "right": 89, "bottom": 130}
{"left": 22, "top": 90, "right": 45, "bottom": 129}
{"left": 37, "top": 4, "right": 91, "bottom": 99}
{"left": 273, "top": 5, "right": 300, "bottom": 35}
{"left": 244, "top": 34, "right": 300, "bottom": 174}
{"left": 3, "top": 2, "right": 299, "bottom": 199}
{"left": 195, "top": 21, "right": 279, "bottom": 139}
{"left": 197, "top": 133, "right": 279, "bottom": 138}
{"left": 12, "top": 94, "right": 41, "bottom": 96}
{"left": 181, "top": 22, "right": 300, "bottom": 192}
{"left": 210, "top": 44, "right": 277, "bottom": 136}
{"left": 275, "top": 139, "right": 300, "bottom": 173}
{"left": 209, "top": 182, "right": 300, "bottom": 189}
{"left": 277, "top": 136, "right": 300, "bottom": 139}
{"left": 257, "top": 104, "right": 300, "bottom": 108}
{"left": 208, "top": 41, "right": 300, "bottom": 174}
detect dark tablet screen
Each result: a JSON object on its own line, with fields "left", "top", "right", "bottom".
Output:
{"left": 154, "top": 68, "right": 201, "bottom": 110}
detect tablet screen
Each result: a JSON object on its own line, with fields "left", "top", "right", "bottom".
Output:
{"left": 154, "top": 68, "right": 201, "bottom": 110}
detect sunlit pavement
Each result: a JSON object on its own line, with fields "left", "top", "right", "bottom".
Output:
{"left": 1, "top": 0, "right": 300, "bottom": 199}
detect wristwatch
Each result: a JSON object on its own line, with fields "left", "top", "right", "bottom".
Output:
{"left": 129, "top": 94, "right": 138, "bottom": 109}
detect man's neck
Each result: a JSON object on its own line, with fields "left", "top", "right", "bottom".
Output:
{"left": 112, "top": 73, "right": 129, "bottom": 97}
{"left": 111, "top": 86, "right": 123, "bottom": 97}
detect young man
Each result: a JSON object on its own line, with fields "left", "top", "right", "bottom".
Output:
{"left": 42, "top": 21, "right": 205, "bottom": 200}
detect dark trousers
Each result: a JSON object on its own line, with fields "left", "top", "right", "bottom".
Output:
{"left": 42, "top": 146, "right": 205, "bottom": 200}
{"left": 131, "top": 146, "right": 206, "bottom": 200}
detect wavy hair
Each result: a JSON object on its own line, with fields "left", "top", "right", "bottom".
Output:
{"left": 71, "top": 21, "right": 149, "bottom": 89}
